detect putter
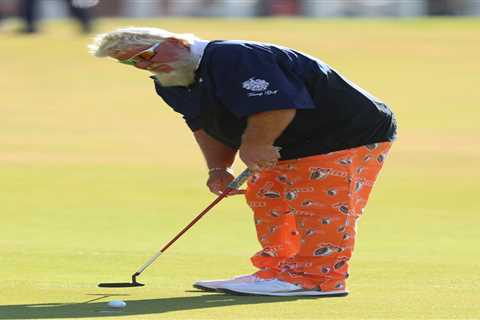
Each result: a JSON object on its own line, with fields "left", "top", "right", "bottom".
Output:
{"left": 98, "top": 168, "right": 251, "bottom": 288}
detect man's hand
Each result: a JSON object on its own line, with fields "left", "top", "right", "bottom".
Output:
{"left": 239, "top": 143, "right": 281, "bottom": 171}
{"left": 240, "top": 109, "right": 295, "bottom": 171}
{"left": 207, "top": 169, "right": 235, "bottom": 195}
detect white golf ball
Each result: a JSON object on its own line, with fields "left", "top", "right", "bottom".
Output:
{"left": 107, "top": 300, "right": 126, "bottom": 308}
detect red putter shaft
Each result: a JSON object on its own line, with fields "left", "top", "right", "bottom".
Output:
{"left": 161, "top": 189, "right": 230, "bottom": 253}
{"left": 133, "top": 169, "right": 251, "bottom": 278}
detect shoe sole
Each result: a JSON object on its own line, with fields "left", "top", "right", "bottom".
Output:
{"left": 193, "top": 284, "right": 221, "bottom": 292}
{"left": 218, "top": 288, "right": 349, "bottom": 297}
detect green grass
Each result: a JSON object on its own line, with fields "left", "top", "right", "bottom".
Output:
{"left": 0, "top": 18, "right": 479, "bottom": 319}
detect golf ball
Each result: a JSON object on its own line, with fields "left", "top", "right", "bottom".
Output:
{"left": 107, "top": 300, "right": 126, "bottom": 308}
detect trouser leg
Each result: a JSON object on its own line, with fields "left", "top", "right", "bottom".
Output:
{"left": 245, "top": 169, "right": 301, "bottom": 279}
{"left": 67, "top": 0, "right": 92, "bottom": 33}
{"left": 271, "top": 143, "right": 391, "bottom": 291}
{"left": 20, "top": 0, "right": 38, "bottom": 33}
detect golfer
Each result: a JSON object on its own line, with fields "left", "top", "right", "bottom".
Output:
{"left": 89, "top": 27, "right": 396, "bottom": 297}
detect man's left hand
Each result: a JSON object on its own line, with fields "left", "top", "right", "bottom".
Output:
{"left": 239, "top": 143, "right": 280, "bottom": 171}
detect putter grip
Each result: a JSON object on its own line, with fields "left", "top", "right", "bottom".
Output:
{"left": 227, "top": 168, "right": 251, "bottom": 190}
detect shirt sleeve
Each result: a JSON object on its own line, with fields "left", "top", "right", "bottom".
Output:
{"left": 210, "top": 45, "right": 315, "bottom": 118}
{"left": 184, "top": 116, "right": 202, "bottom": 131}
{"left": 152, "top": 78, "right": 202, "bottom": 131}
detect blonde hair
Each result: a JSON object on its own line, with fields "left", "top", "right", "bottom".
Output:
{"left": 88, "top": 27, "right": 199, "bottom": 57}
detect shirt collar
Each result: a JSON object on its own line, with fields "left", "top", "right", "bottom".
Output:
{"left": 190, "top": 39, "right": 210, "bottom": 71}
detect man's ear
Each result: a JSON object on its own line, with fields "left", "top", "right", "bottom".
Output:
{"left": 166, "top": 37, "right": 190, "bottom": 48}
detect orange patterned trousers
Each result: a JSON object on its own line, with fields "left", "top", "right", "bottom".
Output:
{"left": 245, "top": 142, "right": 392, "bottom": 292}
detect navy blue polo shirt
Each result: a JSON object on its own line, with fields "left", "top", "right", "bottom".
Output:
{"left": 153, "top": 40, "right": 396, "bottom": 160}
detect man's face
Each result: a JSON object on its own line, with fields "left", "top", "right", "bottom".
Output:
{"left": 111, "top": 38, "right": 196, "bottom": 87}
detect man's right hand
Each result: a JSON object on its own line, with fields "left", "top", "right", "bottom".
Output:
{"left": 207, "top": 169, "right": 235, "bottom": 195}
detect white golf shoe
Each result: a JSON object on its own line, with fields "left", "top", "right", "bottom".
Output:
{"left": 220, "top": 278, "right": 349, "bottom": 297}
{"left": 193, "top": 274, "right": 259, "bottom": 292}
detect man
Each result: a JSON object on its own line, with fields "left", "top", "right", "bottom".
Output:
{"left": 19, "top": 0, "right": 95, "bottom": 34}
{"left": 89, "top": 27, "right": 396, "bottom": 297}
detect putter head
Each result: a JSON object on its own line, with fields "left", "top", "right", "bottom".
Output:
{"left": 97, "top": 273, "right": 144, "bottom": 288}
{"left": 98, "top": 282, "right": 144, "bottom": 288}
{"left": 97, "top": 281, "right": 144, "bottom": 288}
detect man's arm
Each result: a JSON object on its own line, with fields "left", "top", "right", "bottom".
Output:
{"left": 194, "top": 129, "right": 236, "bottom": 170}
{"left": 240, "top": 109, "right": 296, "bottom": 170}
{"left": 193, "top": 129, "right": 237, "bottom": 194}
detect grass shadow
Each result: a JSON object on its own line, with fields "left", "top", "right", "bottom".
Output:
{"left": 0, "top": 292, "right": 308, "bottom": 319}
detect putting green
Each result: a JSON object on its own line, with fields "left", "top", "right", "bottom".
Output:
{"left": 0, "top": 18, "right": 479, "bottom": 319}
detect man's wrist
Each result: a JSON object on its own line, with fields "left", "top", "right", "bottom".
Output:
{"left": 208, "top": 167, "right": 234, "bottom": 174}
{"left": 241, "top": 134, "right": 274, "bottom": 147}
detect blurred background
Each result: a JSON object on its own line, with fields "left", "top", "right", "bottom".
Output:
{"left": 1, "top": 0, "right": 480, "bottom": 34}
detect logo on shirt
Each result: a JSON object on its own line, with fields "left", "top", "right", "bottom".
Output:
{"left": 242, "top": 78, "right": 278, "bottom": 97}
{"left": 242, "top": 78, "right": 269, "bottom": 91}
